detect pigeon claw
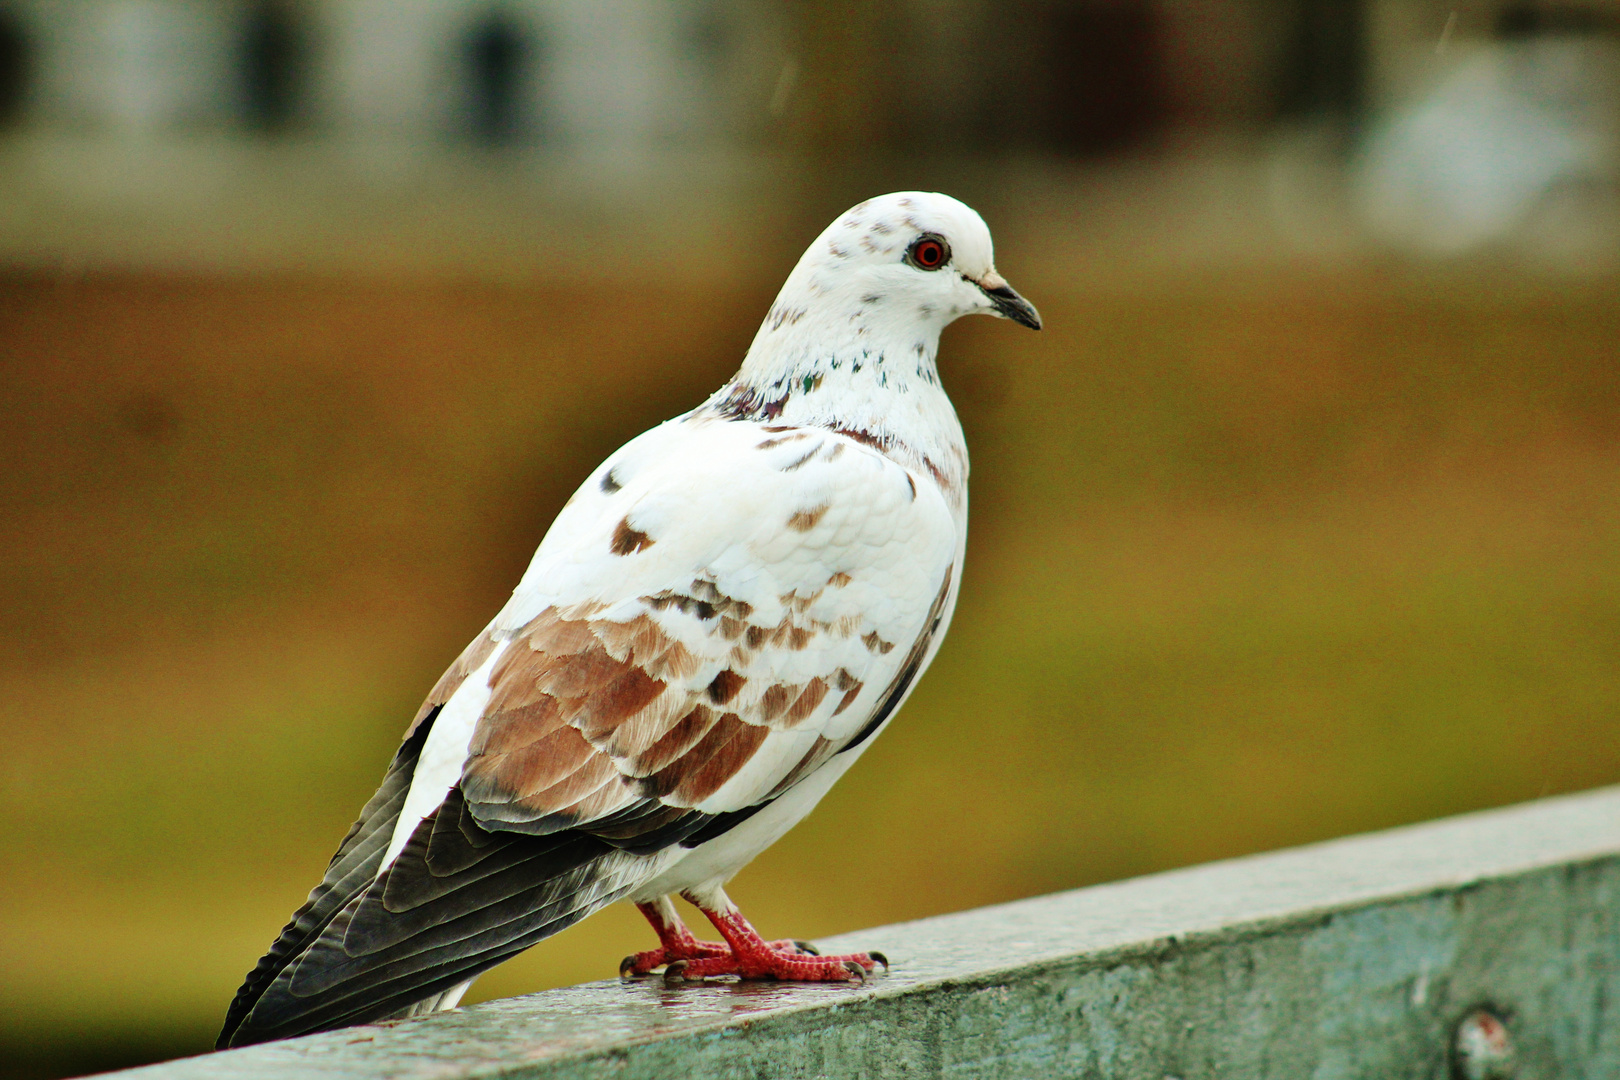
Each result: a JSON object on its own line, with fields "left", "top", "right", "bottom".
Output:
{"left": 657, "top": 939, "right": 886, "bottom": 983}
{"left": 798, "top": 949, "right": 887, "bottom": 974}
{"left": 620, "top": 945, "right": 706, "bottom": 978}
{"left": 620, "top": 937, "right": 817, "bottom": 978}
{"left": 629, "top": 897, "right": 884, "bottom": 984}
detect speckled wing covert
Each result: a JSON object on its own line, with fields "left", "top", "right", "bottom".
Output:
{"left": 219, "top": 414, "right": 960, "bottom": 1046}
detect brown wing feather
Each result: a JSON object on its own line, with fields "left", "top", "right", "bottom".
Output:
{"left": 459, "top": 564, "right": 951, "bottom": 839}
{"left": 462, "top": 604, "right": 752, "bottom": 831}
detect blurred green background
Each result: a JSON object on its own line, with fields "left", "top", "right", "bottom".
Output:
{"left": 1, "top": 1, "right": 1618, "bottom": 1078}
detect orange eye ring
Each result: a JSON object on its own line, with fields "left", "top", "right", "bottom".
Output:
{"left": 906, "top": 234, "right": 950, "bottom": 271}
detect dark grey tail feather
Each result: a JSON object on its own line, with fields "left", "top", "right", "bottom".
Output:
{"left": 222, "top": 831, "right": 640, "bottom": 1046}
{"left": 219, "top": 767, "right": 653, "bottom": 1049}
{"left": 302, "top": 830, "right": 612, "bottom": 991}
{"left": 217, "top": 715, "right": 439, "bottom": 1050}
{"left": 377, "top": 786, "right": 545, "bottom": 914}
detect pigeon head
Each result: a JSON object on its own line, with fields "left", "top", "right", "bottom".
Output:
{"left": 778, "top": 191, "right": 1041, "bottom": 338}
{"left": 720, "top": 192, "right": 1035, "bottom": 469}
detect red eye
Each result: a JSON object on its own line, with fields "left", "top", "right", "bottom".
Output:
{"left": 906, "top": 235, "right": 949, "bottom": 271}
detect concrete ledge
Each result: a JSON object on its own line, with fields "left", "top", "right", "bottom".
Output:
{"left": 114, "top": 787, "right": 1620, "bottom": 1078}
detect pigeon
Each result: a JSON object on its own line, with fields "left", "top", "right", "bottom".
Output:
{"left": 218, "top": 191, "right": 1041, "bottom": 1049}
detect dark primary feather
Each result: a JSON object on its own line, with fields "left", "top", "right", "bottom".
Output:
{"left": 218, "top": 772, "right": 633, "bottom": 1047}
{"left": 217, "top": 733, "right": 771, "bottom": 1047}
{"left": 230, "top": 799, "right": 628, "bottom": 1044}
{"left": 217, "top": 713, "right": 438, "bottom": 1048}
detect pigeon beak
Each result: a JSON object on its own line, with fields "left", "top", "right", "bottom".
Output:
{"left": 976, "top": 271, "right": 1042, "bottom": 330}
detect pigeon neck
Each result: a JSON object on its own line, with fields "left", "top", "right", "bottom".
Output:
{"left": 700, "top": 302, "right": 969, "bottom": 507}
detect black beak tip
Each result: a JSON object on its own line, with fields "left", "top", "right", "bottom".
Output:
{"left": 981, "top": 283, "right": 1042, "bottom": 331}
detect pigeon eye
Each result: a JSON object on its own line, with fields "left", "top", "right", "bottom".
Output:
{"left": 906, "top": 235, "right": 949, "bottom": 271}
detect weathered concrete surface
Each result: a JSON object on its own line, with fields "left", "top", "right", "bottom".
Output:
{"left": 113, "top": 787, "right": 1620, "bottom": 1079}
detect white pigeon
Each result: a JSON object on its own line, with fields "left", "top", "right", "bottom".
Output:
{"left": 219, "top": 191, "right": 1041, "bottom": 1048}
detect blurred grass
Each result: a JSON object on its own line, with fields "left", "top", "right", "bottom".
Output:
{"left": 1, "top": 264, "right": 1617, "bottom": 1077}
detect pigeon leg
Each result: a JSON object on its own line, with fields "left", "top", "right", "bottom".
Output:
{"left": 620, "top": 895, "right": 816, "bottom": 978}
{"left": 662, "top": 887, "right": 887, "bottom": 983}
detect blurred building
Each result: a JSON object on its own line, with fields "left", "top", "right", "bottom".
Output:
{"left": 1355, "top": 0, "right": 1620, "bottom": 259}
{"left": 0, "top": 1, "right": 1611, "bottom": 146}
{"left": 0, "top": 0, "right": 1613, "bottom": 265}
{"left": 0, "top": 0, "right": 782, "bottom": 145}
{"left": 0, "top": 0, "right": 1379, "bottom": 150}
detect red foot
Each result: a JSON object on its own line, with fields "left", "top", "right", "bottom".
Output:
{"left": 619, "top": 902, "right": 820, "bottom": 978}
{"left": 665, "top": 948, "right": 883, "bottom": 983}
{"left": 620, "top": 898, "right": 888, "bottom": 984}
{"left": 620, "top": 936, "right": 822, "bottom": 977}
{"left": 664, "top": 901, "right": 886, "bottom": 984}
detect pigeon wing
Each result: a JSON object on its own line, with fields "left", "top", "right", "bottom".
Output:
{"left": 219, "top": 419, "right": 960, "bottom": 1047}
